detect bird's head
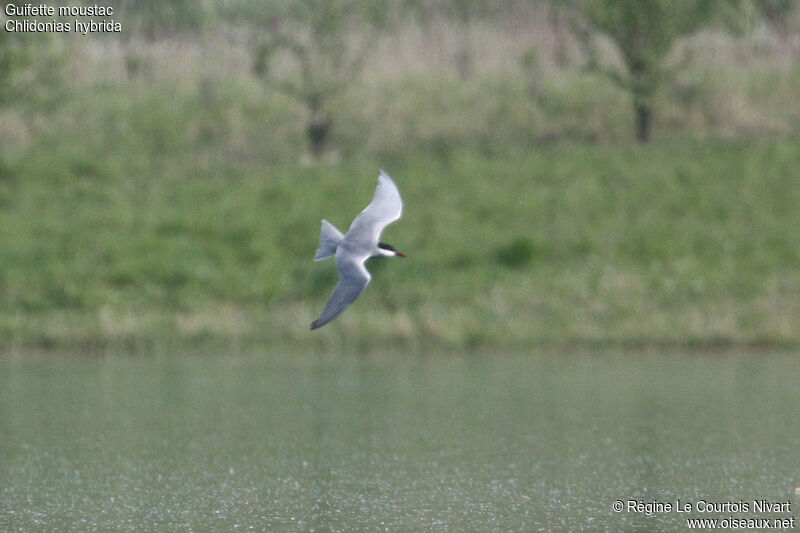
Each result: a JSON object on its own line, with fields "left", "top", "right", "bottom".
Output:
{"left": 377, "top": 242, "right": 406, "bottom": 258}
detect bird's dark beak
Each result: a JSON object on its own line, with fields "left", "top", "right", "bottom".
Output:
{"left": 396, "top": 251, "right": 407, "bottom": 258}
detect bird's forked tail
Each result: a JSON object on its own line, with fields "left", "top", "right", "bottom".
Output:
{"left": 314, "top": 219, "right": 344, "bottom": 260}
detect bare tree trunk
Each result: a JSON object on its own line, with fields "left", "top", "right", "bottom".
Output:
{"left": 634, "top": 99, "right": 652, "bottom": 143}
{"left": 454, "top": 22, "right": 474, "bottom": 80}
{"left": 307, "top": 111, "right": 331, "bottom": 158}
{"left": 626, "top": 55, "right": 655, "bottom": 143}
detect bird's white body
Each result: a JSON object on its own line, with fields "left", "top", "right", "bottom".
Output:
{"left": 311, "top": 170, "right": 404, "bottom": 330}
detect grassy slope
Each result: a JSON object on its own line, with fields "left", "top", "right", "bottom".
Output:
{"left": 1, "top": 27, "right": 799, "bottom": 354}
{"left": 1, "top": 83, "right": 798, "bottom": 354}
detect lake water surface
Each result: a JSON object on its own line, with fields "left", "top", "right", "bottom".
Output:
{"left": 1, "top": 350, "right": 799, "bottom": 531}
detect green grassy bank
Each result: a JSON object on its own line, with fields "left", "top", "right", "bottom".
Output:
{"left": 1, "top": 130, "right": 798, "bottom": 354}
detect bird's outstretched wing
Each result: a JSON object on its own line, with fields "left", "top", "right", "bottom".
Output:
{"left": 310, "top": 254, "right": 371, "bottom": 329}
{"left": 345, "top": 170, "right": 403, "bottom": 248}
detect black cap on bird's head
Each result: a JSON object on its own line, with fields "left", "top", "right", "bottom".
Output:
{"left": 378, "top": 242, "right": 406, "bottom": 258}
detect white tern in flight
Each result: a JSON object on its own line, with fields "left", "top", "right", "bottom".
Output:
{"left": 311, "top": 170, "right": 405, "bottom": 330}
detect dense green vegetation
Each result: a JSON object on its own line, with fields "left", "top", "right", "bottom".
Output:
{"left": 2, "top": 116, "right": 798, "bottom": 353}
{"left": 1, "top": 2, "right": 799, "bottom": 354}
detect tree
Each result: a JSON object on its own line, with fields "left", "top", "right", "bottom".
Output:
{"left": 110, "top": 0, "right": 211, "bottom": 78}
{"left": 111, "top": 0, "right": 209, "bottom": 41}
{"left": 0, "top": 3, "right": 65, "bottom": 110}
{"left": 0, "top": 21, "right": 26, "bottom": 106}
{"left": 441, "top": 0, "right": 494, "bottom": 79}
{"left": 404, "top": 0, "right": 519, "bottom": 79}
{"left": 753, "top": 0, "right": 799, "bottom": 46}
{"left": 232, "top": 0, "right": 397, "bottom": 158}
{"left": 575, "top": 0, "right": 744, "bottom": 142}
